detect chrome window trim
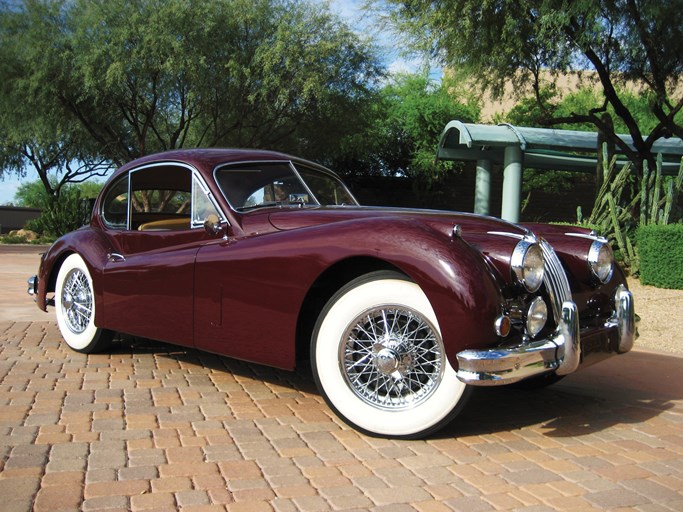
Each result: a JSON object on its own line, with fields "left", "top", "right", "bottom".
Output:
{"left": 190, "top": 173, "right": 227, "bottom": 229}
{"left": 212, "top": 158, "right": 359, "bottom": 212}
{"left": 108, "top": 161, "right": 228, "bottom": 232}
{"left": 100, "top": 173, "right": 130, "bottom": 231}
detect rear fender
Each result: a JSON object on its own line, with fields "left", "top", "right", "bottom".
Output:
{"left": 37, "top": 228, "right": 113, "bottom": 323}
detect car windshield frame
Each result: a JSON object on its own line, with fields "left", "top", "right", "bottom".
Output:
{"left": 213, "top": 160, "right": 359, "bottom": 212}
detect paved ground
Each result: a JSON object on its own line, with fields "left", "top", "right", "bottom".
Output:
{"left": 2, "top": 245, "right": 683, "bottom": 511}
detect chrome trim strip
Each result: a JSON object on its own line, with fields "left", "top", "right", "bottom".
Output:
{"left": 487, "top": 230, "right": 527, "bottom": 240}
{"left": 564, "top": 232, "right": 607, "bottom": 242}
{"left": 539, "top": 238, "right": 572, "bottom": 323}
{"left": 456, "top": 290, "right": 636, "bottom": 386}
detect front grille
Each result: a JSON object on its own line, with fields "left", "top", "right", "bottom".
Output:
{"left": 539, "top": 238, "right": 572, "bottom": 323}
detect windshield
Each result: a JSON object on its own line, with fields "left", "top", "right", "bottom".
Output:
{"left": 215, "top": 161, "right": 357, "bottom": 211}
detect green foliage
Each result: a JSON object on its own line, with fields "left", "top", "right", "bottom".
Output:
{"left": 0, "top": 0, "right": 382, "bottom": 204}
{"left": 507, "top": 86, "right": 671, "bottom": 135}
{"left": 379, "top": 0, "right": 683, "bottom": 174}
{"left": 0, "top": 232, "right": 54, "bottom": 244}
{"left": 336, "top": 74, "right": 479, "bottom": 179}
{"left": 585, "top": 149, "right": 683, "bottom": 272}
{"left": 14, "top": 180, "right": 102, "bottom": 209}
{"left": 23, "top": 185, "right": 95, "bottom": 238}
{"left": 637, "top": 224, "right": 683, "bottom": 289}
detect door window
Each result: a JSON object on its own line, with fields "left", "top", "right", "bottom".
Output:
{"left": 101, "top": 176, "right": 129, "bottom": 230}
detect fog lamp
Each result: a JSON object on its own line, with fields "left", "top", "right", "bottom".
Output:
{"left": 526, "top": 297, "right": 548, "bottom": 338}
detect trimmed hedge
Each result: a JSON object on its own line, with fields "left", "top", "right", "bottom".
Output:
{"left": 637, "top": 224, "right": 683, "bottom": 289}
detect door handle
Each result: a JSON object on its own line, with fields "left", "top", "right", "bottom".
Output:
{"left": 108, "top": 253, "right": 126, "bottom": 263}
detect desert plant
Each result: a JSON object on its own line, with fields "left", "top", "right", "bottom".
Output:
{"left": 583, "top": 147, "right": 683, "bottom": 273}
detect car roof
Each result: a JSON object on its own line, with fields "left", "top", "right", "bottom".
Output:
{"left": 114, "top": 148, "right": 297, "bottom": 177}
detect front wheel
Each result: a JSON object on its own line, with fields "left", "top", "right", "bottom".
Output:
{"left": 311, "top": 271, "right": 470, "bottom": 438}
{"left": 55, "top": 253, "right": 113, "bottom": 353}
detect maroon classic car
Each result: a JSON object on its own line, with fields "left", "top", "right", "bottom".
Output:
{"left": 28, "top": 148, "right": 637, "bottom": 438}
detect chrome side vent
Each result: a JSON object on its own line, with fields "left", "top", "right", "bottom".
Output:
{"left": 539, "top": 238, "right": 572, "bottom": 323}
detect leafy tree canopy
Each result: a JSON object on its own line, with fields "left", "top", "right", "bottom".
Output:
{"left": 0, "top": 0, "right": 382, "bottom": 194}
{"left": 379, "top": 0, "right": 683, "bottom": 172}
{"left": 333, "top": 73, "right": 480, "bottom": 179}
{"left": 13, "top": 180, "right": 103, "bottom": 209}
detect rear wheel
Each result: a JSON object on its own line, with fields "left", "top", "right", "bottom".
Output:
{"left": 55, "top": 254, "right": 113, "bottom": 353}
{"left": 311, "top": 271, "right": 470, "bottom": 438}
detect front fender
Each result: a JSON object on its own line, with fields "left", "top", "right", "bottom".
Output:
{"left": 288, "top": 216, "right": 504, "bottom": 361}
{"left": 36, "top": 228, "right": 113, "bottom": 323}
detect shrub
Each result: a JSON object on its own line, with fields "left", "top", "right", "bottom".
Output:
{"left": 25, "top": 187, "right": 92, "bottom": 238}
{"left": 637, "top": 224, "right": 683, "bottom": 289}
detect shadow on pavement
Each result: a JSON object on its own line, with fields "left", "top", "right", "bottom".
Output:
{"left": 108, "top": 334, "right": 681, "bottom": 440}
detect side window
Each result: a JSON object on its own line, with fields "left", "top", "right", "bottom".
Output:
{"left": 297, "top": 166, "right": 355, "bottom": 206}
{"left": 131, "top": 166, "right": 192, "bottom": 231}
{"left": 101, "top": 176, "right": 129, "bottom": 230}
{"left": 191, "top": 175, "right": 222, "bottom": 227}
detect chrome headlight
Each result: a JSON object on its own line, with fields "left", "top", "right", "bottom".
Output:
{"left": 588, "top": 239, "right": 614, "bottom": 283}
{"left": 511, "top": 240, "right": 545, "bottom": 292}
{"left": 526, "top": 297, "right": 548, "bottom": 338}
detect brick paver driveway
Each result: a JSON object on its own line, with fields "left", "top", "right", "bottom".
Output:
{"left": 2, "top": 318, "right": 682, "bottom": 512}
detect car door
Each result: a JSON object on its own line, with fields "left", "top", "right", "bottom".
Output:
{"left": 100, "top": 163, "right": 224, "bottom": 346}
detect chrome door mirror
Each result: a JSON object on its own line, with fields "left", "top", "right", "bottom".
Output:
{"left": 203, "top": 214, "right": 224, "bottom": 237}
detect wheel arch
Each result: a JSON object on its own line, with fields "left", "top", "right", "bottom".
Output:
{"left": 295, "top": 256, "right": 405, "bottom": 365}
{"left": 37, "top": 227, "right": 111, "bottom": 317}
{"left": 293, "top": 225, "right": 505, "bottom": 369}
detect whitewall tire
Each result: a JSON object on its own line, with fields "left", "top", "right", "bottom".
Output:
{"left": 55, "top": 253, "right": 113, "bottom": 353}
{"left": 311, "top": 271, "right": 470, "bottom": 438}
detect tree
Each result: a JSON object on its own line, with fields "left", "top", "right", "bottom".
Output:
{"left": 333, "top": 74, "right": 480, "bottom": 179}
{"left": 378, "top": 0, "right": 683, "bottom": 175}
{"left": 14, "top": 180, "right": 102, "bottom": 209}
{"left": 0, "top": 0, "right": 382, "bottom": 189}
{"left": 0, "top": 1, "right": 113, "bottom": 198}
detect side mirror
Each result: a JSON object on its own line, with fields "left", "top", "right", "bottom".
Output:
{"left": 203, "top": 214, "right": 226, "bottom": 237}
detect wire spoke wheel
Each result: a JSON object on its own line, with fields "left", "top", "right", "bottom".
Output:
{"left": 341, "top": 307, "right": 444, "bottom": 410}
{"left": 312, "top": 271, "right": 470, "bottom": 438}
{"left": 55, "top": 254, "right": 113, "bottom": 353}
{"left": 61, "top": 268, "right": 94, "bottom": 334}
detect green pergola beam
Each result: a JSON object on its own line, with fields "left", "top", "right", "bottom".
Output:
{"left": 437, "top": 121, "right": 683, "bottom": 222}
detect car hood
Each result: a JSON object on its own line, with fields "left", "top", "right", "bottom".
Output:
{"left": 266, "top": 206, "right": 528, "bottom": 239}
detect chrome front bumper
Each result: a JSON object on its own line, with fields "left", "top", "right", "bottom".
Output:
{"left": 455, "top": 285, "right": 636, "bottom": 386}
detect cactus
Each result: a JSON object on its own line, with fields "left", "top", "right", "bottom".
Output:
{"left": 583, "top": 147, "right": 683, "bottom": 273}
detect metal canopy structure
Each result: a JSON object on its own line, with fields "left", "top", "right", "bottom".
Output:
{"left": 436, "top": 121, "right": 683, "bottom": 222}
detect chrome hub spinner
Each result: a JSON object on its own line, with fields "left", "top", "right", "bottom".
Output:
{"left": 340, "top": 306, "right": 445, "bottom": 410}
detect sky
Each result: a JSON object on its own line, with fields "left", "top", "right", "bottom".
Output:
{"left": 0, "top": 0, "right": 432, "bottom": 206}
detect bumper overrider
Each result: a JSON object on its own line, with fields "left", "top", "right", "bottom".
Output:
{"left": 27, "top": 275, "right": 38, "bottom": 297}
{"left": 455, "top": 284, "right": 637, "bottom": 386}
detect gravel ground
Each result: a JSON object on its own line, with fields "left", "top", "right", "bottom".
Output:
{"left": 628, "top": 276, "right": 683, "bottom": 355}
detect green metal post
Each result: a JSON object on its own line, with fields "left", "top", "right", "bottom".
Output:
{"left": 501, "top": 145, "right": 523, "bottom": 222}
{"left": 474, "top": 159, "right": 491, "bottom": 215}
